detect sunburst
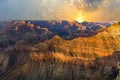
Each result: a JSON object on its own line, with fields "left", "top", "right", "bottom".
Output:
{"left": 75, "top": 11, "right": 84, "bottom": 23}
{"left": 76, "top": 17, "right": 83, "bottom": 23}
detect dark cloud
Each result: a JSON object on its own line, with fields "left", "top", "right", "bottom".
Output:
{"left": 74, "top": 0, "right": 103, "bottom": 12}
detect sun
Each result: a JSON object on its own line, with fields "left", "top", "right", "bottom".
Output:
{"left": 75, "top": 11, "right": 84, "bottom": 23}
{"left": 76, "top": 17, "right": 83, "bottom": 23}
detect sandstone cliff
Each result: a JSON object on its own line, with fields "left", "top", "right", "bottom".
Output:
{"left": 0, "top": 21, "right": 120, "bottom": 80}
{"left": 30, "top": 22, "right": 120, "bottom": 61}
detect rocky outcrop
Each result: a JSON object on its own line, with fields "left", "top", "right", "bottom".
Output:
{"left": 0, "top": 21, "right": 119, "bottom": 80}
{"left": 30, "top": 22, "right": 120, "bottom": 61}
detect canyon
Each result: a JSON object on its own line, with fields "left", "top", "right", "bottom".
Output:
{"left": 0, "top": 20, "right": 120, "bottom": 80}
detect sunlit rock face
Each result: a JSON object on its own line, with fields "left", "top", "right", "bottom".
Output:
{"left": 0, "top": 20, "right": 120, "bottom": 80}
{"left": 31, "top": 22, "right": 120, "bottom": 61}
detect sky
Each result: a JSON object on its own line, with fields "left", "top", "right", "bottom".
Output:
{"left": 0, "top": 0, "right": 120, "bottom": 21}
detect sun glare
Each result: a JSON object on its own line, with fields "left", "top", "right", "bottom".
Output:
{"left": 76, "top": 17, "right": 83, "bottom": 23}
{"left": 75, "top": 12, "right": 84, "bottom": 23}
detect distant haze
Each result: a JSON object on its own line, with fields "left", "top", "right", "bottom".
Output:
{"left": 0, "top": 0, "right": 120, "bottom": 21}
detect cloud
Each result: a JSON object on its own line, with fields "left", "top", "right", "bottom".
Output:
{"left": 0, "top": 0, "right": 120, "bottom": 21}
{"left": 74, "top": 0, "right": 103, "bottom": 12}
{"left": 69, "top": 0, "right": 120, "bottom": 21}
{"left": 98, "top": 0, "right": 120, "bottom": 21}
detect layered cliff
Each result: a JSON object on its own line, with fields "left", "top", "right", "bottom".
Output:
{"left": 0, "top": 21, "right": 120, "bottom": 80}
{"left": 30, "top": 22, "right": 120, "bottom": 61}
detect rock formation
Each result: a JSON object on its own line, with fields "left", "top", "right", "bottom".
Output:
{"left": 0, "top": 20, "right": 119, "bottom": 80}
{"left": 31, "top": 22, "right": 120, "bottom": 61}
